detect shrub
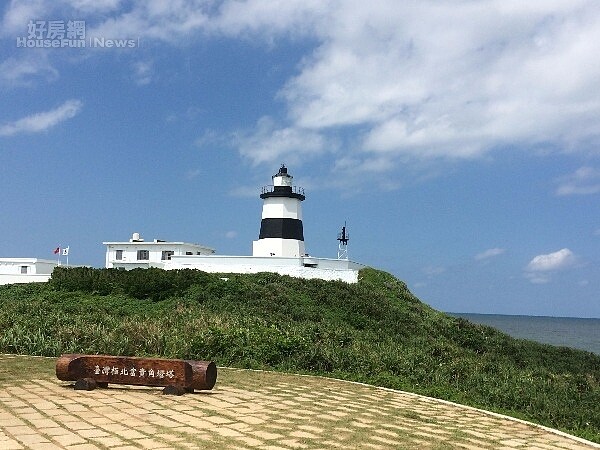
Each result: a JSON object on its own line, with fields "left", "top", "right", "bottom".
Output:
{"left": 50, "top": 267, "right": 219, "bottom": 301}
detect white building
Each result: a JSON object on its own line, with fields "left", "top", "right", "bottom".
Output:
{"left": 103, "top": 233, "right": 215, "bottom": 270}
{"left": 103, "top": 166, "right": 365, "bottom": 283}
{"left": 0, "top": 258, "right": 57, "bottom": 285}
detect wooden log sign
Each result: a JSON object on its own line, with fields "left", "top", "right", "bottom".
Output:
{"left": 56, "top": 354, "right": 217, "bottom": 395}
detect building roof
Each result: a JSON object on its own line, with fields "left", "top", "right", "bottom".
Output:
{"left": 0, "top": 258, "right": 58, "bottom": 264}
{"left": 102, "top": 239, "right": 215, "bottom": 253}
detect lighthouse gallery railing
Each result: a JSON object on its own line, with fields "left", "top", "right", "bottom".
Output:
{"left": 261, "top": 185, "right": 305, "bottom": 196}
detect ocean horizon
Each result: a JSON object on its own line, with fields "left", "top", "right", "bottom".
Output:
{"left": 449, "top": 313, "right": 600, "bottom": 355}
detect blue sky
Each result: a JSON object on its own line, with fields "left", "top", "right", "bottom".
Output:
{"left": 1, "top": 1, "right": 599, "bottom": 317}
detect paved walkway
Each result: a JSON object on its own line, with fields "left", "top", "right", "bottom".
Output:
{"left": 0, "top": 365, "right": 598, "bottom": 449}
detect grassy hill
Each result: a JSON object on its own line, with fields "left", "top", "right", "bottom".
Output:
{"left": 1, "top": 267, "right": 598, "bottom": 443}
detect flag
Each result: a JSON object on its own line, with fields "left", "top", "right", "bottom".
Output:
{"left": 53, "top": 247, "right": 60, "bottom": 254}
{"left": 62, "top": 246, "right": 69, "bottom": 256}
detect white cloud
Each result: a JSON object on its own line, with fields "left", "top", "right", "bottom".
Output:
{"left": 556, "top": 166, "right": 600, "bottom": 196}
{"left": 132, "top": 61, "right": 154, "bottom": 86}
{"left": 4, "top": 0, "right": 600, "bottom": 177}
{"left": 86, "top": 0, "right": 211, "bottom": 42}
{"left": 68, "top": 0, "right": 122, "bottom": 13}
{"left": 0, "top": 0, "right": 121, "bottom": 37}
{"left": 475, "top": 248, "right": 505, "bottom": 261}
{"left": 524, "top": 248, "right": 577, "bottom": 284}
{"left": 214, "top": 1, "right": 600, "bottom": 172}
{"left": 225, "top": 231, "right": 237, "bottom": 239}
{"left": 526, "top": 248, "right": 576, "bottom": 272}
{"left": 0, "top": 55, "right": 58, "bottom": 87}
{"left": 185, "top": 168, "right": 201, "bottom": 180}
{"left": 525, "top": 273, "right": 551, "bottom": 285}
{"left": 0, "top": 99, "right": 83, "bottom": 137}
{"left": 0, "top": 0, "right": 48, "bottom": 36}
{"left": 194, "top": 129, "right": 227, "bottom": 148}
{"left": 423, "top": 266, "right": 446, "bottom": 277}
{"left": 234, "top": 116, "right": 334, "bottom": 166}
{"left": 229, "top": 184, "right": 262, "bottom": 198}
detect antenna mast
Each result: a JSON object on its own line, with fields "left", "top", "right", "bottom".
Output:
{"left": 337, "top": 222, "right": 349, "bottom": 260}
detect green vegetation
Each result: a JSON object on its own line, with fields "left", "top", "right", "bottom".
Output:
{"left": 0, "top": 354, "right": 56, "bottom": 382}
{"left": 1, "top": 267, "right": 599, "bottom": 443}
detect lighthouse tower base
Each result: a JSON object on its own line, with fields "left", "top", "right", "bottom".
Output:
{"left": 252, "top": 238, "right": 305, "bottom": 258}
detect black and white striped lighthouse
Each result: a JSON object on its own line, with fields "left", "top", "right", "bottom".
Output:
{"left": 252, "top": 165, "right": 306, "bottom": 258}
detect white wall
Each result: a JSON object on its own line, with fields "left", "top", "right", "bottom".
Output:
{"left": 165, "top": 255, "right": 364, "bottom": 283}
{"left": 104, "top": 242, "right": 214, "bottom": 269}
{"left": 0, "top": 259, "right": 57, "bottom": 275}
{"left": 0, "top": 274, "right": 51, "bottom": 285}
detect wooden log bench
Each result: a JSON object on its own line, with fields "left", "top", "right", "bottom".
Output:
{"left": 56, "top": 354, "right": 217, "bottom": 395}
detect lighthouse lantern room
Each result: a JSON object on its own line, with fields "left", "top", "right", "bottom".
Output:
{"left": 252, "top": 165, "right": 306, "bottom": 258}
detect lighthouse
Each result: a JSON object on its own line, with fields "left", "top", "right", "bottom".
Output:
{"left": 252, "top": 165, "right": 306, "bottom": 258}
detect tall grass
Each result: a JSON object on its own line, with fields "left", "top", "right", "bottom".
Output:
{"left": 0, "top": 267, "right": 598, "bottom": 442}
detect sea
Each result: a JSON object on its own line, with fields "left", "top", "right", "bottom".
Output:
{"left": 450, "top": 313, "right": 600, "bottom": 355}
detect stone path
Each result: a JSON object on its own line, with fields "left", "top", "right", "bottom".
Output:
{"left": 0, "top": 367, "right": 598, "bottom": 449}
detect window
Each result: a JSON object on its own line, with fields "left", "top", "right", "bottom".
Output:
{"left": 185, "top": 251, "right": 193, "bottom": 255}
{"left": 137, "top": 250, "right": 149, "bottom": 260}
{"left": 115, "top": 250, "right": 123, "bottom": 260}
{"left": 20, "top": 266, "right": 28, "bottom": 274}
{"left": 161, "top": 250, "right": 174, "bottom": 260}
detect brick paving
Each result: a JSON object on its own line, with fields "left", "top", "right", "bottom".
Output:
{"left": 0, "top": 367, "right": 598, "bottom": 449}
